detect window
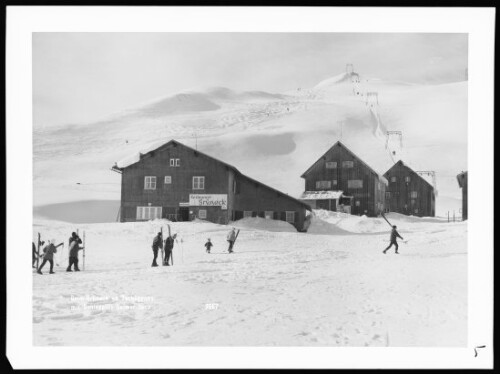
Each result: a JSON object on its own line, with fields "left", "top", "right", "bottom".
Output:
{"left": 164, "top": 176, "right": 172, "bottom": 184}
{"left": 414, "top": 208, "right": 419, "bottom": 214}
{"left": 265, "top": 211, "right": 273, "bottom": 219}
{"left": 316, "top": 180, "right": 332, "bottom": 189}
{"left": 332, "top": 180, "right": 338, "bottom": 186}
{"left": 348, "top": 179, "right": 363, "bottom": 189}
{"left": 285, "top": 211, "right": 295, "bottom": 223}
{"left": 193, "top": 176, "right": 205, "bottom": 190}
{"left": 342, "top": 161, "right": 354, "bottom": 168}
{"left": 144, "top": 176, "right": 156, "bottom": 190}
{"left": 377, "top": 182, "right": 381, "bottom": 190}
{"left": 411, "top": 191, "right": 418, "bottom": 198}
{"left": 405, "top": 176, "right": 411, "bottom": 183}
{"left": 170, "top": 158, "right": 180, "bottom": 167}
{"left": 326, "top": 161, "right": 337, "bottom": 169}
{"left": 391, "top": 176, "right": 397, "bottom": 183}
{"left": 136, "top": 206, "right": 162, "bottom": 220}
{"left": 385, "top": 192, "right": 391, "bottom": 199}
{"left": 355, "top": 200, "right": 361, "bottom": 207}
{"left": 243, "top": 211, "right": 253, "bottom": 218}
{"left": 198, "top": 209, "right": 207, "bottom": 219}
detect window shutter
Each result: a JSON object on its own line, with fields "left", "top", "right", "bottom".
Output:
{"left": 280, "top": 212, "right": 286, "bottom": 221}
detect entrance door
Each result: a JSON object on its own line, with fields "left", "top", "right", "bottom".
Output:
{"left": 316, "top": 199, "right": 330, "bottom": 210}
{"left": 179, "top": 207, "right": 190, "bottom": 221}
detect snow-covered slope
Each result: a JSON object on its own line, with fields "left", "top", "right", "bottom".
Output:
{"left": 32, "top": 214, "right": 467, "bottom": 346}
{"left": 33, "top": 71, "right": 467, "bottom": 217}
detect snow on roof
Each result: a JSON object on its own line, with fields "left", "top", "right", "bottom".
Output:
{"left": 300, "top": 190, "right": 344, "bottom": 200}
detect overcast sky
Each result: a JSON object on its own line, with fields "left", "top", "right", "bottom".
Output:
{"left": 33, "top": 33, "right": 467, "bottom": 127}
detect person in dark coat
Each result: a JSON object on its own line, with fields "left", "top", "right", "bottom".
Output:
{"left": 38, "top": 239, "right": 63, "bottom": 274}
{"left": 151, "top": 232, "right": 162, "bottom": 267}
{"left": 205, "top": 238, "right": 213, "bottom": 253}
{"left": 383, "top": 225, "right": 404, "bottom": 254}
{"left": 67, "top": 233, "right": 83, "bottom": 271}
{"left": 32, "top": 240, "right": 45, "bottom": 268}
{"left": 163, "top": 233, "right": 176, "bottom": 265}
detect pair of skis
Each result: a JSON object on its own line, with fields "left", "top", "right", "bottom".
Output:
{"left": 228, "top": 229, "right": 240, "bottom": 253}
{"left": 381, "top": 213, "right": 408, "bottom": 244}
{"left": 76, "top": 229, "right": 86, "bottom": 270}
{"left": 161, "top": 225, "right": 174, "bottom": 266}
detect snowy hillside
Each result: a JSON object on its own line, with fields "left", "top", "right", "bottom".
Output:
{"left": 33, "top": 71, "right": 467, "bottom": 217}
{"left": 32, "top": 213, "right": 467, "bottom": 346}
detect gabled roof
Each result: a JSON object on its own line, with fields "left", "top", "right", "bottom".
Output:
{"left": 300, "top": 140, "right": 388, "bottom": 183}
{"left": 384, "top": 160, "right": 434, "bottom": 190}
{"left": 112, "top": 139, "right": 311, "bottom": 210}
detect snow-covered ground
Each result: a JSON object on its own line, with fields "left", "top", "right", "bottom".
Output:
{"left": 33, "top": 212, "right": 467, "bottom": 346}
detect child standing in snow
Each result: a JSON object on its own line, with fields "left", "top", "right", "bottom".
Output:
{"left": 383, "top": 225, "right": 404, "bottom": 254}
{"left": 205, "top": 238, "right": 213, "bottom": 254}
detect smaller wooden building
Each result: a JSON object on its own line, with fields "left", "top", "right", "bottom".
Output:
{"left": 384, "top": 160, "right": 436, "bottom": 217}
{"left": 300, "top": 141, "right": 388, "bottom": 217}
{"left": 456, "top": 171, "right": 468, "bottom": 221}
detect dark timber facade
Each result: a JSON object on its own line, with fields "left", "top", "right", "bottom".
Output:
{"left": 456, "top": 171, "right": 468, "bottom": 221}
{"left": 111, "top": 140, "right": 311, "bottom": 231}
{"left": 384, "top": 160, "right": 436, "bottom": 217}
{"left": 300, "top": 141, "right": 388, "bottom": 217}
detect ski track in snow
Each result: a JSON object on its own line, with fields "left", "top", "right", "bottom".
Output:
{"left": 33, "top": 214, "right": 467, "bottom": 347}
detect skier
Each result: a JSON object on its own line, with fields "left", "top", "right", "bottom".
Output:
{"left": 164, "top": 233, "right": 177, "bottom": 266}
{"left": 383, "top": 225, "right": 404, "bottom": 254}
{"left": 67, "top": 233, "right": 83, "bottom": 271}
{"left": 227, "top": 227, "right": 237, "bottom": 253}
{"left": 33, "top": 240, "right": 45, "bottom": 268}
{"left": 205, "top": 238, "right": 213, "bottom": 254}
{"left": 151, "top": 232, "right": 163, "bottom": 267}
{"left": 38, "top": 239, "right": 63, "bottom": 274}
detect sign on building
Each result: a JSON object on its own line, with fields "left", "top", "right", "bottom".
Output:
{"left": 189, "top": 194, "right": 228, "bottom": 210}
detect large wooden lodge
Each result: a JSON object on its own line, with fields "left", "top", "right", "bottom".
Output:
{"left": 300, "top": 141, "right": 388, "bottom": 217}
{"left": 383, "top": 160, "right": 436, "bottom": 217}
{"left": 111, "top": 140, "right": 311, "bottom": 231}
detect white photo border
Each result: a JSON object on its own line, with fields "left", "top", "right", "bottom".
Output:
{"left": 6, "top": 6, "right": 494, "bottom": 369}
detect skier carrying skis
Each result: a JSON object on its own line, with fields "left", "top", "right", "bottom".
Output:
{"left": 205, "top": 238, "right": 213, "bottom": 254}
{"left": 33, "top": 240, "right": 45, "bottom": 268}
{"left": 227, "top": 228, "right": 237, "bottom": 253}
{"left": 67, "top": 233, "right": 83, "bottom": 271}
{"left": 38, "top": 239, "right": 63, "bottom": 274}
{"left": 164, "top": 233, "right": 176, "bottom": 266}
{"left": 151, "top": 232, "right": 163, "bottom": 267}
{"left": 383, "top": 225, "right": 404, "bottom": 254}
